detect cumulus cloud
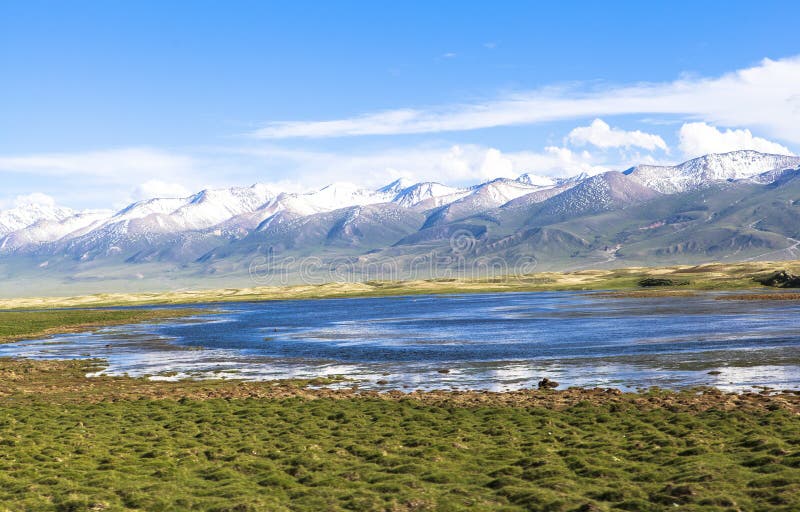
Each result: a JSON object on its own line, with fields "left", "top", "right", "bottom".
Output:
{"left": 250, "top": 56, "right": 800, "bottom": 147}
{"left": 133, "top": 180, "right": 192, "bottom": 201}
{"left": 229, "top": 143, "right": 607, "bottom": 188}
{"left": 568, "top": 119, "right": 668, "bottom": 151}
{"left": 678, "top": 122, "right": 795, "bottom": 158}
{"left": 14, "top": 192, "right": 57, "bottom": 208}
{"left": 479, "top": 148, "right": 514, "bottom": 178}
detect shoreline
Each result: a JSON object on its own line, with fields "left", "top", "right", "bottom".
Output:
{"left": 0, "top": 308, "right": 204, "bottom": 345}
{"left": 2, "top": 359, "right": 799, "bottom": 412}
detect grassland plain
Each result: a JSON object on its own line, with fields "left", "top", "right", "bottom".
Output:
{"left": 2, "top": 260, "right": 800, "bottom": 310}
{"left": 1, "top": 261, "right": 800, "bottom": 510}
{"left": 1, "top": 360, "right": 799, "bottom": 511}
{"left": 0, "top": 308, "right": 204, "bottom": 344}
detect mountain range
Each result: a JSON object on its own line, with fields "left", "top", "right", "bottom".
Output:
{"left": 2, "top": 150, "right": 800, "bottom": 296}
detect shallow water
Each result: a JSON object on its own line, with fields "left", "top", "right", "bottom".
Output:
{"left": 3, "top": 291, "right": 800, "bottom": 391}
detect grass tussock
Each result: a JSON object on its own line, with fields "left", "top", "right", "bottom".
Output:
{"left": 1, "top": 360, "right": 800, "bottom": 511}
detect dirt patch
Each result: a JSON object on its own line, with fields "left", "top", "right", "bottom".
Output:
{"left": 717, "top": 293, "right": 800, "bottom": 301}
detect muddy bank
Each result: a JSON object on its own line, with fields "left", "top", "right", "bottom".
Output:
{"left": 2, "top": 359, "right": 798, "bottom": 414}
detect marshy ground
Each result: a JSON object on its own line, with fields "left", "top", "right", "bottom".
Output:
{"left": 1, "top": 359, "right": 800, "bottom": 511}
{"left": 0, "top": 308, "right": 202, "bottom": 344}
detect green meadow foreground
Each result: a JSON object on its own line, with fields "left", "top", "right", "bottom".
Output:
{"left": 0, "top": 360, "right": 799, "bottom": 511}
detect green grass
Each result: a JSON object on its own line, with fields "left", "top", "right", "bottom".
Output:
{"left": 1, "top": 394, "right": 799, "bottom": 511}
{"left": 0, "top": 308, "right": 201, "bottom": 343}
{"left": 1, "top": 360, "right": 799, "bottom": 511}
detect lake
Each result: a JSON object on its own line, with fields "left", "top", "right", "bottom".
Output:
{"left": 3, "top": 291, "right": 800, "bottom": 391}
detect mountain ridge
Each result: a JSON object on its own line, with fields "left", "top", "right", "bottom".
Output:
{"left": 3, "top": 150, "right": 800, "bottom": 294}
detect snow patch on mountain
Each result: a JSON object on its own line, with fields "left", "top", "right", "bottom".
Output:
{"left": 391, "top": 182, "right": 466, "bottom": 208}
{"left": 624, "top": 151, "right": 800, "bottom": 194}
{"left": 743, "top": 166, "right": 800, "bottom": 185}
{"left": 477, "top": 178, "right": 545, "bottom": 204}
{"left": 112, "top": 197, "right": 189, "bottom": 223}
{"left": 377, "top": 178, "right": 415, "bottom": 194}
{"left": 539, "top": 172, "right": 660, "bottom": 218}
{"left": 0, "top": 202, "right": 74, "bottom": 235}
{"left": 167, "top": 184, "right": 278, "bottom": 230}
{"left": 0, "top": 210, "right": 111, "bottom": 251}
{"left": 516, "top": 173, "right": 556, "bottom": 187}
{"left": 305, "top": 182, "right": 394, "bottom": 211}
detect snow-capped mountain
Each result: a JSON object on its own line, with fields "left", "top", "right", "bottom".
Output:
{"left": 377, "top": 178, "right": 415, "bottom": 195}
{"left": 4, "top": 150, "right": 800, "bottom": 268}
{"left": 167, "top": 184, "right": 278, "bottom": 230}
{"left": 744, "top": 166, "right": 800, "bottom": 185}
{"left": 517, "top": 172, "right": 590, "bottom": 188}
{"left": 303, "top": 182, "right": 394, "bottom": 210}
{"left": 537, "top": 171, "right": 660, "bottom": 218}
{"left": 421, "top": 178, "right": 556, "bottom": 228}
{"left": 0, "top": 201, "right": 74, "bottom": 236}
{"left": 624, "top": 151, "right": 800, "bottom": 194}
{"left": 213, "top": 183, "right": 399, "bottom": 234}
{"left": 470, "top": 178, "right": 548, "bottom": 204}
{"left": 390, "top": 182, "right": 467, "bottom": 208}
{"left": 555, "top": 172, "right": 591, "bottom": 187}
{"left": 177, "top": 181, "right": 460, "bottom": 236}
{"left": 516, "top": 173, "right": 556, "bottom": 187}
{"left": 0, "top": 210, "right": 111, "bottom": 251}
{"left": 81, "top": 183, "right": 279, "bottom": 237}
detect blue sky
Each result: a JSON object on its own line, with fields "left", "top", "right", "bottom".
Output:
{"left": 1, "top": 1, "right": 799, "bottom": 209}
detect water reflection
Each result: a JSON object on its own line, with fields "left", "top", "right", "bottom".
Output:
{"left": 1, "top": 291, "right": 800, "bottom": 391}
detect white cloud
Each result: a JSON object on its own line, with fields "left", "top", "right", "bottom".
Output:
{"left": 504, "top": 146, "right": 608, "bottom": 178}
{"left": 479, "top": 148, "right": 514, "bottom": 178}
{"left": 568, "top": 119, "right": 668, "bottom": 151}
{"left": 133, "top": 180, "right": 192, "bottom": 201}
{"left": 229, "top": 143, "right": 607, "bottom": 188}
{"left": 0, "top": 147, "right": 209, "bottom": 208}
{"left": 0, "top": 147, "right": 194, "bottom": 180}
{"left": 14, "top": 192, "right": 57, "bottom": 208}
{"left": 0, "top": 141, "right": 617, "bottom": 210}
{"left": 250, "top": 55, "right": 800, "bottom": 148}
{"left": 678, "top": 122, "right": 795, "bottom": 158}
{"left": 442, "top": 52, "right": 457, "bottom": 59}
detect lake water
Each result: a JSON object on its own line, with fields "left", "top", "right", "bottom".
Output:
{"left": 3, "top": 291, "right": 800, "bottom": 391}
